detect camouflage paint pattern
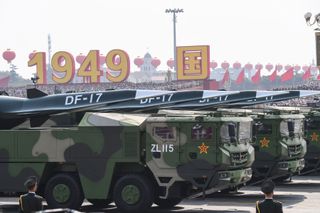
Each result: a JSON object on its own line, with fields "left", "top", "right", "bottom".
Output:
{"left": 0, "top": 111, "right": 254, "bottom": 201}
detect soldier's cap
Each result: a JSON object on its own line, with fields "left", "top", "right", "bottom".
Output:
{"left": 24, "top": 176, "right": 38, "bottom": 189}
{"left": 261, "top": 179, "right": 275, "bottom": 194}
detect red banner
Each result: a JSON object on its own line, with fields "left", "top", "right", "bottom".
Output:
{"left": 269, "top": 69, "right": 277, "bottom": 82}
{"left": 302, "top": 66, "right": 311, "bottom": 80}
{"left": 221, "top": 69, "right": 230, "bottom": 85}
{"left": 281, "top": 67, "right": 294, "bottom": 82}
{"left": 236, "top": 69, "right": 245, "bottom": 84}
{"left": 251, "top": 69, "right": 261, "bottom": 84}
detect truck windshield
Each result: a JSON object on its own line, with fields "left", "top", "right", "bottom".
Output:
{"left": 239, "top": 121, "right": 252, "bottom": 142}
{"left": 280, "top": 119, "right": 303, "bottom": 137}
{"left": 220, "top": 121, "right": 251, "bottom": 143}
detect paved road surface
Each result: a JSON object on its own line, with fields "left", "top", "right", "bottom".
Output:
{"left": 1, "top": 176, "right": 319, "bottom": 212}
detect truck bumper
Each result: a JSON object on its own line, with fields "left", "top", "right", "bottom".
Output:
{"left": 277, "top": 158, "right": 305, "bottom": 174}
{"left": 186, "top": 168, "right": 252, "bottom": 198}
{"left": 214, "top": 168, "right": 252, "bottom": 189}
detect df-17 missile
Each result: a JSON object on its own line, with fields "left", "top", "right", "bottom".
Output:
{"left": 103, "top": 90, "right": 286, "bottom": 112}
{"left": 227, "top": 90, "right": 320, "bottom": 107}
{"left": 0, "top": 88, "right": 174, "bottom": 119}
{"left": 164, "top": 90, "right": 288, "bottom": 110}
{"left": 98, "top": 90, "right": 240, "bottom": 112}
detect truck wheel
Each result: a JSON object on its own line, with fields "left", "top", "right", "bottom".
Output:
{"left": 44, "top": 174, "right": 84, "bottom": 209}
{"left": 88, "top": 199, "right": 112, "bottom": 207}
{"left": 154, "top": 197, "right": 182, "bottom": 209}
{"left": 113, "top": 174, "right": 154, "bottom": 212}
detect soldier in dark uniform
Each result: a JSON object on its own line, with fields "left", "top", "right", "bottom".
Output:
{"left": 19, "top": 176, "right": 44, "bottom": 213}
{"left": 256, "top": 179, "right": 283, "bottom": 213}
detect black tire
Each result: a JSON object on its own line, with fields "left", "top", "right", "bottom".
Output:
{"left": 88, "top": 198, "right": 112, "bottom": 207}
{"left": 44, "top": 173, "right": 84, "bottom": 209}
{"left": 275, "top": 174, "right": 291, "bottom": 183}
{"left": 154, "top": 197, "right": 182, "bottom": 209}
{"left": 220, "top": 187, "right": 238, "bottom": 194}
{"left": 113, "top": 174, "right": 155, "bottom": 212}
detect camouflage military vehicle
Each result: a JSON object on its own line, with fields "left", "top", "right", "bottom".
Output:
{"left": 0, "top": 111, "right": 254, "bottom": 212}
{"left": 249, "top": 107, "right": 306, "bottom": 181}
{"left": 302, "top": 109, "right": 320, "bottom": 173}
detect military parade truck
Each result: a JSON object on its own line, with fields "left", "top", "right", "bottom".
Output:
{"left": 302, "top": 109, "right": 320, "bottom": 173}
{"left": 0, "top": 110, "right": 254, "bottom": 212}
{"left": 250, "top": 107, "right": 306, "bottom": 181}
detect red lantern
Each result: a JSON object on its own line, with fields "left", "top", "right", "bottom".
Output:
{"left": 276, "top": 64, "right": 283, "bottom": 71}
{"left": 151, "top": 57, "right": 161, "bottom": 68}
{"left": 233, "top": 62, "right": 241, "bottom": 69}
{"left": 244, "top": 63, "right": 253, "bottom": 70}
{"left": 294, "top": 65, "right": 301, "bottom": 71}
{"left": 99, "top": 54, "right": 105, "bottom": 65}
{"left": 29, "top": 50, "right": 37, "bottom": 59}
{"left": 167, "top": 58, "right": 174, "bottom": 69}
{"left": 210, "top": 61, "right": 218, "bottom": 69}
{"left": 284, "top": 64, "right": 292, "bottom": 70}
{"left": 76, "top": 53, "right": 86, "bottom": 64}
{"left": 134, "top": 57, "right": 144, "bottom": 68}
{"left": 2, "top": 49, "right": 16, "bottom": 63}
{"left": 255, "top": 63, "right": 263, "bottom": 70}
{"left": 221, "top": 61, "right": 229, "bottom": 70}
{"left": 266, "top": 63, "right": 273, "bottom": 71}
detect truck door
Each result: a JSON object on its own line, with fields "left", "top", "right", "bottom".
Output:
{"left": 179, "top": 122, "right": 217, "bottom": 165}
{"left": 146, "top": 122, "right": 180, "bottom": 168}
{"left": 253, "top": 120, "right": 276, "bottom": 161}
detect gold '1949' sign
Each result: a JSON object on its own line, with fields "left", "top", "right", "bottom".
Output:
{"left": 28, "top": 49, "right": 130, "bottom": 84}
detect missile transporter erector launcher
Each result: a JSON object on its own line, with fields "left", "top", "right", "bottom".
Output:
{"left": 0, "top": 110, "right": 254, "bottom": 212}
{"left": 250, "top": 107, "right": 306, "bottom": 181}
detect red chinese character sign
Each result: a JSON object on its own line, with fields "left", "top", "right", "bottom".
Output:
{"left": 28, "top": 49, "right": 130, "bottom": 84}
{"left": 176, "top": 45, "right": 210, "bottom": 80}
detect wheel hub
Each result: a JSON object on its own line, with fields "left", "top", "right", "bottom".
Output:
{"left": 121, "top": 184, "right": 140, "bottom": 205}
{"left": 52, "top": 183, "right": 71, "bottom": 203}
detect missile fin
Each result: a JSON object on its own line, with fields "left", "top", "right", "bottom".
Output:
{"left": 27, "top": 88, "right": 48, "bottom": 99}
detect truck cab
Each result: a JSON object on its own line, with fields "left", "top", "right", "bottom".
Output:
{"left": 146, "top": 110, "right": 254, "bottom": 200}
{"left": 250, "top": 107, "right": 306, "bottom": 181}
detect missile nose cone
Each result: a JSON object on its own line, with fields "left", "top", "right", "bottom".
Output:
{"left": 299, "top": 90, "right": 320, "bottom": 97}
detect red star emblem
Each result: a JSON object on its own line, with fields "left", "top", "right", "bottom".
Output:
{"left": 198, "top": 142, "right": 209, "bottom": 154}
{"left": 260, "top": 137, "right": 270, "bottom": 148}
{"left": 311, "top": 132, "right": 319, "bottom": 142}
